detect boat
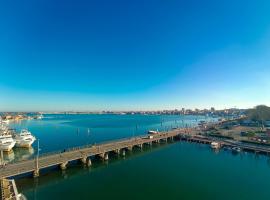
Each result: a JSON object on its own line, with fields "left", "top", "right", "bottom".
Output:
{"left": 148, "top": 130, "right": 159, "bottom": 135}
{"left": 37, "top": 114, "right": 43, "bottom": 119}
{"left": 211, "top": 141, "right": 221, "bottom": 149}
{"left": 2, "top": 119, "right": 10, "bottom": 124}
{"left": 0, "top": 134, "right": 16, "bottom": 152}
{"left": 232, "top": 147, "right": 241, "bottom": 153}
{"left": 14, "top": 129, "right": 36, "bottom": 148}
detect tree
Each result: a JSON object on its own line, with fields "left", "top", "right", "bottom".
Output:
{"left": 247, "top": 105, "right": 270, "bottom": 125}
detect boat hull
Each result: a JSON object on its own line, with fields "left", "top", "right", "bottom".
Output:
{"left": 15, "top": 139, "right": 35, "bottom": 148}
{"left": 0, "top": 141, "right": 16, "bottom": 152}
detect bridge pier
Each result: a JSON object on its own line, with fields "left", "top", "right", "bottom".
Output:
{"left": 87, "top": 158, "right": 92, "bottom": 167}
{"left": 81, "top": 157, "right": 87, "bottom": 164}
{"left": 104, "top": 153, "right": 109, "bottom": 161}
{"left": 161, "top": 138, "right": 167, "bottom": 143}
{"left": 127, "top": 146, "right": 133, "bottom": 151}
{"left": 33, "top": 169, "right": 39, "bottom": 178}
{"left": 113, "top": 149, "right": 120, "bottom": 154}
{"left": 60, "top": 162, "right": 68, "bottom": 170}
{"left": 98, "top": 153, "right": 109, "bottom": 161}
{"left": 122, "top": 149, "right": 126, "bottom": 156}
{"left": 154, "top": 139, "right": 160, "bottom": 143}
{"left": 135, "top": 144, "right": 143, "bottom": 149}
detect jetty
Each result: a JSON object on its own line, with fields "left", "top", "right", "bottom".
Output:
{"left": 0, "top": 129, "right": 182, "bottom": 179}
{"left": 180, "top": 135, "right": 270, "bottom": 154}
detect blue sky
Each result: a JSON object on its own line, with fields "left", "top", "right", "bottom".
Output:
{"left": 1, "top": 0, "right": 270, "bottom": 111}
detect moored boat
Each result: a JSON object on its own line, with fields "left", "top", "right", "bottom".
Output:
{"left": 14, "top": 129, "right": 36, "bottom": 148}
{"left": 148, "top": 130, "right": 159, "bottom": 135}
{"left": 232, "top": 147, "right": 241, "bottom": 153}
{"left": 0, "top": 134, "right": 16, "bottom": 152}
{"left": 211, "top": 141, "right": 221, "bottom": 149}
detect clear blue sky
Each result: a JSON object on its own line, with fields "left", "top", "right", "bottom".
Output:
{"left": 1, "top": 0, "right": 270, "bottom": 111}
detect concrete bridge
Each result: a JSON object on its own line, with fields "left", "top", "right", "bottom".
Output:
{"left": 0, "top": 130, "right": 182, "bottom": 179}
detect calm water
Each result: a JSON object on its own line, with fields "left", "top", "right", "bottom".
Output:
{"left": 7, "top": 114, "right": 270, "bottom": 200}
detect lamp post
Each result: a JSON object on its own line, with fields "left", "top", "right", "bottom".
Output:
{"left": 35, "top": 139, "right": 40, "bottom": 172}
{"left": 0, "top": 149, "right": 3, "bottom": 166}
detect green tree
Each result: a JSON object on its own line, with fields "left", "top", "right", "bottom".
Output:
{"left": 247, "top": 105, "right": 270, "bottom": 125}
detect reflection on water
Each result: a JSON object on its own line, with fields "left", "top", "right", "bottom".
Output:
{"left": 3, "top": 147, "right": 35, "bottom": 163}
{"left": 3, "top": 150, "right": 15, "bottom": 162}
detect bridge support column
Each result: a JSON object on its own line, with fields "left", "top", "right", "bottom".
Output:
{"left": 98, "top": 153, "right": 109, "bottom": 161}
{"left": 122, "top": 149, "right": 126, "bottom": 156}
{"left": 114, "top": 149, "right": 120, "bottom": 154}
{"left": 33, "top": 169, "right": 39, "bottom": 178}
{"left": 81, "top": 157, "right": 87, "bottom": 164}
{"left": 104, "top": 153, "right": 109, "bottom": 161}
{"left": 87, "top": 158, "right": 92, "bottom": 167}
{"left": 161, "top": 138, "right": 167, "bottom": 143}
{"left": 127, "top": 146, "right": 133, "bottom": 151}
{"left": 60, "top": 162, "right": 68, "bottom": 170}
{"left": 154, "top": 139, "right": 160, "bottom": 143}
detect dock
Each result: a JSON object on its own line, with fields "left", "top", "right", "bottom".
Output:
{"left": 180, "top": 135, "right": 270, "bottom": 154}
{"left": 0, "top": 130, "right": 182, "bottom": 179}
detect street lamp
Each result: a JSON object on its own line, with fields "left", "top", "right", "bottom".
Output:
{"left": 35, "top": 139, "right": 40, "bottom": 172}
{"left": 0, "top": 149, "right": 3, "bottom": 166}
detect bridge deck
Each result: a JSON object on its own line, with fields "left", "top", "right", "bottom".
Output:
{"left": 0, "top": 130, "right": 181, "bottom": 179}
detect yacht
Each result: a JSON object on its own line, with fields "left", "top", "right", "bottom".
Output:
{"left": 232, "top": 147, "right": 241, "bottom": 153}
{"left": 211, "top": 141, "right": 221, "bottom": 149}
{"left": 37, "top": 114, "right": 43, "bottom": 119}
{"left": 0, "top": 134, "right": 16, "bottom": 152}
{"left": 148, "top": 130, "right": 159, "bottom": 135}
{"left": 14, "top": 129, "right": 36, "bottom": 148}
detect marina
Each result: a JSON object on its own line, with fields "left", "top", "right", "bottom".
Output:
{"left": 0, "top": 120, "right": 36, "bottom": 153}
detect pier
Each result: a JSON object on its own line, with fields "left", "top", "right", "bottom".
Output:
{"left": 0, "top": 130, "right": 181, "bottom": 179}
{"left": 180, "top": 135, "right": 270, "bottom": 154}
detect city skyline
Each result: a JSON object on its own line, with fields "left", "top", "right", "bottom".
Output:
{"left": 1, "top": 0, "right": 270, "bottom": 111}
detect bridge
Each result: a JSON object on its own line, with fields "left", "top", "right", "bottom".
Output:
{"left": 0, "top": 178, "right": 26, "bottom": 200}
{"left": 0, "top": 129, "right": 182, "bottom": 179}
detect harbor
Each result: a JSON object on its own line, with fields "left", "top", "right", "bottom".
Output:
{"left": 1, "top": 114, "right": 270, "bottom": 200}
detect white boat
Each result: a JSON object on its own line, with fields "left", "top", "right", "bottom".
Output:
{"left": 14, "top": 129, "right": 36, "bottom": 148}
{"left": 148, "top": 130, "right": 159, "bottom": 134}
{"left": 211, "top": 141, "right": 221, "bottom": 149}
{"left": 232, "top": 147, "right": 241, "bottom": 153}
{"left": 2, "top": 119, "right": 10, "bottom": 124}
{"left": 37, "top": 114, "right": 43, "bottom": 119}
{"left": 0, "top": 134, "right": 16, "bottom": 152}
